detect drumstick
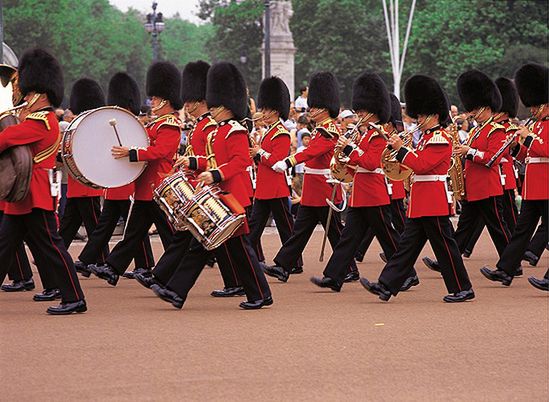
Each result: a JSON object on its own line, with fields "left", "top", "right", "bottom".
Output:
{"left": 109, "top": 119, "right": 123, "bottom": 146}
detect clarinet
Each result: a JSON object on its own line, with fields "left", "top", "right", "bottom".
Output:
{"left": 485, "top": 118, "right": 534, "bottom": 168}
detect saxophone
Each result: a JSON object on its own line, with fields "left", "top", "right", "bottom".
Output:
{"left": 370, "top": 122, "right": 413, "bottom": 181}
{"left": 329, "top": 117, "right": 364, "bottom": 183}
{"left": 446, "top": 122, "right": 465, "bottom": 201}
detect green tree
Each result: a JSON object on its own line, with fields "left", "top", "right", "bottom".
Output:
{"left": 161, "top": 16, "right": 214, "bottom": 68}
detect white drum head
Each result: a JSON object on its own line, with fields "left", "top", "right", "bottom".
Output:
{"left": 67, "top": 107, "right": 149, "bottom": 188}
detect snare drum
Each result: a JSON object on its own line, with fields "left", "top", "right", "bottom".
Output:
{"left": 61, "top": 106, "right": 149, "bottom": 189}
{"left": 154, "top": 172, "right": 245, "bottom": 250}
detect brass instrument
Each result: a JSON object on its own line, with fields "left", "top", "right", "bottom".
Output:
{"left": 447, "top": 122, "right": 465, "bottom": 201}
{"left": 371, "top": 122, "right": 413, "bottom": 181}
{"left": 329, "top": 117, "right": 364, "bottom": 183}
{"left": 485, "top": 118, "right": 533, "bottom": 168}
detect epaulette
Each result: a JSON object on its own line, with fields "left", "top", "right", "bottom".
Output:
{"left": 271, "top": 123, "right": 290, "bottom": 139}
{"left": 323, "top": 121, "right": 340, "bottom": 137}
{"left": 203, "top": 117, "right": 217, "bottom": 130}
{"left": 505, "top": 122, "right": 519, "bottom": 133}
{"left": 26, "top": 111, "right": 51, "bottom": 131}
{"left": 368, "top": 129, "right": 383, "bottom": 142}
{"left": 157, "top": 115, "right": 182, "bottom": 129}
{"left": 226, "top": 120, "right": 247, "bottom": 138}
{"left": 426, "top": 131, "right": 450, "bottom": 146}
{"left": 487, "top": 122, "right": 505, "bottom": 137}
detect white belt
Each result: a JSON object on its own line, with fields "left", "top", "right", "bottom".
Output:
{"left": 526, "top": 157, "right": 549, "bottom": 164}
{"left": 304, "top": 167, "right": 331, "bottom": 175}
{"left": 355, "top": 167, "right": 384, "bottom": 174}
{"left": 413, "top": 174, "right": 448, "bottom": 182}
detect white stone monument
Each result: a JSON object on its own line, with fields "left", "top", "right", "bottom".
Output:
{"left": 262, "top": 0, "right": 296, "bottom": 97}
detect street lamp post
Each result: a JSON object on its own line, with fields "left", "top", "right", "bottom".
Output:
{"left": 0, "top": 0, "right": 4, "bottom": 61}
{"left": 264, "top": 0, "right": 271, "bottom": 78}
{"left": 144, "top": 1, "right": 165, "bottom": 62}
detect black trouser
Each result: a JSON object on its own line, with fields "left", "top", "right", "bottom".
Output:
{"left": 78, "top": 199, "right": 154, "bottom": 268}
{"left": 454, "top": 196, "right": 511, "bottom": 257}
{"left": 274, "top": 205, "right": 357, "bottom": 273}
{"left": 0, "top": 209, "right": 84, "bottom": 303}
{"left": 323, "top": 205, "right": 403, "bottom": 284}
{"left": 464, "top": 191, "right": 518, "bottom": 254}
{"left": 151, "top": 230, "right": 242, "bottom": 289}
{"left": 106, "top": 201, "right": 174, "bottom": 275}
{"left": 246, "top": 203, "right": 264, "bottom": 263}
{"left": 356, "top": 199, "right": 406, "bottom": 258}
{"left": 526, "top": 221, "right": 547, "bottom": 259}
{"left": 0, "top": 211, "right": 33, "bottom": 282}
{"left": 379, "top": 216, "right": 472, "bottom": 295}
{"left": 248, "top": 197, "right": 302, "bottom": 268}
{"left": 498, "top": 200, "right": 548, "bottom": 275}
{"left": 166, "top": 235, "right": 271, "bottom": 302}
{"left": 59, "top": 197, "right": 108, "bottom": 263}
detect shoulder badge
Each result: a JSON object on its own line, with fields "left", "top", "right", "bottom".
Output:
{"left": 426, "top": 131, "right": 450, "bottom": 146}
{"left": 226, "top": 120, "right": 247, "bottom": 138}
{"left": 487, "top": 122, "right": 505, "bottom": 137}
{"left": 26, "top": 111, "right": 51, "bottom": 131}
{"left": 158, "top": 115, "right": 182, "bottom": 129}
{"left": 271, "top": 123, "right": 290, "bottom": 139}
{"left": 203, "top": 117, "right": 217, "bottom": 130}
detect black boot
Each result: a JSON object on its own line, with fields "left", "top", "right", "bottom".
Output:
{"left": 480, "top": 266, "right": 513, "bottom": 286}
{"left": 310, "top": 276, "right": 342, "bottom": 292}
{"left": 1, "top": 278, "right": 35, "bottom": 292}
{"left": 359, "top": 278, "right": 391, "bottom": 301}
{"left": 89, "top": 264, "right": 119, "bottom": 286}
{"left": 46, "top": 300, "right": 87, "bottom": 315}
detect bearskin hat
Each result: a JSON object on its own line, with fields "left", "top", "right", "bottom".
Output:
{"left": 18, "top": 48, "right": 64, "bottom": 107}
{"left": 206, "top": 62, "right": 247, "bottom": 120}
{"left": 181, "top": 60, "right": 210, "bottom": 103}
{"left": 514, "top": 63, "right": 548, "bottom": 107}
{"left": 351, "top": 72, "right": 390, "bottom": 124}
{"left": 70, "top": 78, "right": 105, "bottom": 115}
{"left": 494, "top": 77, "right": 518, "bottom": 118}
{"left": 107, "top": 72, "right": 141, "bottom": 116}
{"left": 388, "top": 93, "right": 402, "bottom": 127}
{"left": 146, "top": 61, "right": 182, "bottom": 110}
{"left": 308, "top": 72, "right": 340, "bottom": 118}
{"left": 457, "top": 69, "right": 501, "bottom": 112}
{"left": 257, "top": 76, "right": 291, "bottom": 121}
{"left": 404, "top": 75, "right": 449, "bottom": 124}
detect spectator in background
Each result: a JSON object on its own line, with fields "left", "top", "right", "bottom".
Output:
{"left": 284, "top": 101, "right": 298, "bottom": 132}
{"left": 295, "top": 113, "right": 311, "bottom": 148}
{"left": 291, "top": 131, "right": 311, "bottom": 217}
{"left": 294, "top": 85, "right": 308, "bottom": 112}
{"left": 402, "top": 104, "right": 420, "bottom": 147}
{"left": 339, "top": 109, "right": 357, "bottom": 133}
{"left": 456, "top": 117, "right": 469, "bottom": 144}
{"left": 450, "top": 104, "right": 459, "bottom": 119}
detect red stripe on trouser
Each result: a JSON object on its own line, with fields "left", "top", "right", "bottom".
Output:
{"left": 239, "top": 236, "right": 264, "bottom": 299}
{"left": 507, "top": 191, "right": 517, "bottom": 224}
{"left": 279, "top": 198, "right": 294, "bottom": 233}
{"left": 142, "top": 241, "right": 150, "bottom": 268}
{"left": 397, "top": 203, "right": 405, "bottom": 228}
{"left": 493, "top": 197, "right": 510, "bottom": 244}
{"left": 42, "top": 211, "right": 80, "bottom": 299}
{"left": 436, "top": 216, "right": 462, "bottom": 291}
{"left": 89, "top": 198, "right": 107, "bottom": 262}
{"left": 223, "top": 243, "right": 239, "bottom": 284}
{"left": 379, "top": 207, "right": 397, "bottom": 251}
{"left": 15, "top": 252, "right": 24, "bottom": 278}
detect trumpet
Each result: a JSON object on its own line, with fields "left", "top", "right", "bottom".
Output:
{"left": 329, "top": 116, "right": 365, "bottom": 183}
{"left": 370, "top": 122, "right": 413, "bottom": 181}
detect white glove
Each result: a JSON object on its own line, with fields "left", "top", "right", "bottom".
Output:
{"left": 272, "top": 160, "right": 288, "bottom": 172}
{"left": 258, "top": 148, "right": 271, "bottom": 159}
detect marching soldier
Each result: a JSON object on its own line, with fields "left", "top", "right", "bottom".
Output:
{"left": 150, "top": 62, "right": 272, "bottom": 310}
{"left": 265, "top": 72, "right": 358, "bottom": 282}
{"left": 310, "top": 72, "right": 405, "bottom": 292}
{"left": 0, "top": 48, "right": 86, "bottom": 314}
{"left": 248, "top": 76, "right": 301, "bottom": 274}
{"left": 522, "top": 222, "right": 547, "bottom": 266}
{"left": 89, "top": 61, "right": 181, "bottom": 285}
{"left": 480, "top": 63, "right": 548, "bottom": 288}
{"left": 74, "top": 72, "right": 154, "bottom": 279}
{"left": 135, "top": 60, "right": 245, "bottom": 298}
{"left": 361, "top": 75, "right": 474, "bottom": 303}
{"left": 59, "top": 78, "right": 109, "bottom": 262}
{"left": 354, "top": 94, "right": 408, "bottom": 267}
{"left": 423, "top": 70, "right": 511, "bottom": 271}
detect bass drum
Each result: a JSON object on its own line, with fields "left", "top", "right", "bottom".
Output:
{"left": 61, "top": 106, "right": 149, "bottom": 188}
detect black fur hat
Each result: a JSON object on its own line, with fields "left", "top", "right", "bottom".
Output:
{"left": 18, "top": 48, "right": 64, "bottom": 107}
{"left": 351, "top": 72, "right": 390, "bottom": 124}
{"left": 495, "top": 77, "right": 518, "bottom": 118}
{"left": 206, "top": 62, "right": 247, "bottom": 120}
{"left": 181, "top": 60, "right": 210, "bottom": 103}
{"left": 514, "top": 63, "right": 548, "bottom": 107}
{"left": 404, "top": 75, "right": 449, "bottom": 124}
{"left": 257, "top": 76, "right": 291, "bottom": 121}
{"left": 457, "top": 69, "right": 501, "bottom": 112}
{"left": 108, "top": 72, "right": 141, "bottom": 116}
{"left": 146, "top": 61, "right": 182, "bottom": 110}
{"left": 70, "top": 78, "right": 105, "bottom": 115}
{"left": 308, "top": 72, "right": 340, "bottom": 118}
{"left": 388, "top": 93, "right": 402, "bottom": 127}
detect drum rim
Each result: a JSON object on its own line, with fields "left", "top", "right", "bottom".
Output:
{"left": 61, "top": 106, "right": 150, "bottom": 188}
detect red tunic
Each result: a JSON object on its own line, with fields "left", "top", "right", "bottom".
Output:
{"left": 66, "top": 176, "right": 103, "bottom": 198}
{"left": 255, "top": 121, "right": 291, "bottom": 200}
{"left": 499, "top": 121, "right": 517, "bottom": 191}
{"left": 347, "top": 128, "right": 391, "bottom": 207}
{"left": 397, "top": 128, "right": 453, "bottom": 218}
{"left": 464, "top": 120, "right": 506, "bottom": 202}
{"left": 514, "top": 118, "right": 549, "bottom": 200}
{"left": 187, "top": 113, "right": 216, "bottom": 157}
{"left": 0, "top": 111, "right": 59, "bottom": 215}
{"left": 390, "top": 180, "right": 406, "bottom": 200}
{"left": 104, "top": 183, "right": 134, "bottom": 201}
{"left": 287, "top": 118, "right": 342, "bottom": 207}
{"left": 129, "top": 114, "right": 181, "bottom": 201}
